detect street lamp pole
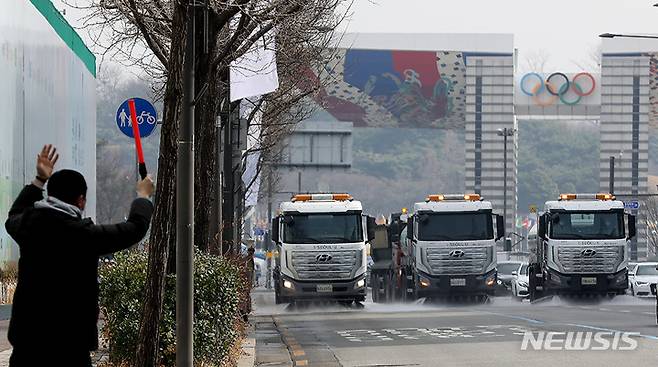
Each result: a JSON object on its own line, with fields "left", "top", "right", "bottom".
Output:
{"left": 497, "top": 128, "right": 515, "bottom": 235}
{"left": 599, "top": 33, "right": 658, "bottom": 40}
{"left": 609, "top": 156, "right": 615, "bottom": 195}
{"left": 177, "top": 1, "right": 195, "bottom": 365}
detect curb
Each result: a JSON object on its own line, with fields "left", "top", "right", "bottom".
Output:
{"left": 237, "top": 324, "right": 256, "bottom": 367}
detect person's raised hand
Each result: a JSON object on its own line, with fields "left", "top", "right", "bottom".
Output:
{"left": 137, "top": 176, "right": 155, "bottom": 199}
{"left": 37, "top": 144, "right": 59, "bottom": 180}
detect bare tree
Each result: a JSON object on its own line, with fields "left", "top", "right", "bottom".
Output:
{"left": 66, "top": 0, "right": 351, "bottom": 364}
{"left": 522, "top": 49, "right": 551, "bottom": 74}
{"left": 570, "top": 43, "right": 602, "bottom": 72}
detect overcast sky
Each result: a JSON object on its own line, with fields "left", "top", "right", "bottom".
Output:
{"left": 57, "top": 0, "right": 658, "bottom": 74}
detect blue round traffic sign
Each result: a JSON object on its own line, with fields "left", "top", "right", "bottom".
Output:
{"left": 116, "top": 97, "right": 158, "bottom": 138}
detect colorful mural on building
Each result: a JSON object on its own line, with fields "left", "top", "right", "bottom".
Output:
{"left": 307, "top": 49, "right": 467, "bottom": 129}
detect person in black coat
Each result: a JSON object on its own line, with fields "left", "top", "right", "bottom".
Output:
{"left": 4, "top": 145, "right": 155, "bottom": 366}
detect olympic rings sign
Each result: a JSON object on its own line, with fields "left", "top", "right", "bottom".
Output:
{"left": 519, "top": 72, "right": 596, "bottom": 106}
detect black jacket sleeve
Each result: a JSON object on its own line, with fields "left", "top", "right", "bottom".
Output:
{"left": 83, "top": 198, "right": 154, "bottom": 256}
{"left": 5, "top": 184, "right": 44, "bottom": 239}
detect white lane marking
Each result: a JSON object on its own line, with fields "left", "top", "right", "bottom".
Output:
{"left": 335, "top": 325, "right": 533, "bottom": 343}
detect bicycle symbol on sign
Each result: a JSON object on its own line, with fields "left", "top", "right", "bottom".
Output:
{"left": 137, "top": 111, "right": 156, "bottom": 125}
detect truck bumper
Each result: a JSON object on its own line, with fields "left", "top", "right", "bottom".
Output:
{"left": 416, "top": 269, "right": 497, "bottom": 297}
{"left": 279, "top": 274, "right": 367, "bottom": 301}
{"left": 544, "top": 267, "right": 628, "bottom": 294}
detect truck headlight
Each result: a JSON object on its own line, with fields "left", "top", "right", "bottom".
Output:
{"left": 356, "top": 279, "right": 366, "bottom": 288}
{"left": 419, "top": 277, "right": 431, "bottom": 288}
{"left": 283, "top": 280, "right": 294, "bottom": 289}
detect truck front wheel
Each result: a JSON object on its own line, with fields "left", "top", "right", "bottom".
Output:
{"left": 274, "top": 282, "right": 288, "bottom": 305}
{"left": 528, "top": 264, "right": 544, "bottom": 302}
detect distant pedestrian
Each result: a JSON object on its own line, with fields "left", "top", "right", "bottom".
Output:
{"left": 4, "top": 145, "right": 155, "bottom": 366}
{"left": 246, "top": 246, "right": 256, "bottom": 285}
{"left": 241, "top": 246, "right": 256, "bottom": 321}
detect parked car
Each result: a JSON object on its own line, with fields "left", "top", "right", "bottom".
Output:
{"left": 629, "top": 262, "right": 658, "bottom": 297}
{"left": 510, "top": 263, "right": 529, "bottom": 300}
{"left": 496, "top": 261, "right": 523, "bottom": 295}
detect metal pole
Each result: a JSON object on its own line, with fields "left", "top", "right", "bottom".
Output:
{"left": 214, "top": 115, "right": 224, "bottom": 255}
{"left": 222, "top": 103, "right": 234, "bottom": 255}
{"left": 298, "top": 171, "right": 302, "bottom": 193}
{"left": 503, "top": 129, "right": 508, "bottom": 236}
{"left": 176, "top": 3, "right": 195, "bottom": 366}
{"left": 266, "top": 172, "right": 273, "bottom": 289}
{"left": 609, "top": 156, "right": 615, "bottom": 194}
{"left": 231, "top": 104, "right": 243, "bottom": 253}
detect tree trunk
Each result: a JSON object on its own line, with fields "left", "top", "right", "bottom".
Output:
{"left": 134, "top": 2, "right": 187, "bottom": 366}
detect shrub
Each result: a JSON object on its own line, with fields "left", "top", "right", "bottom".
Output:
{"left": 99, "top": 250, "right": 249, "bottom": 366}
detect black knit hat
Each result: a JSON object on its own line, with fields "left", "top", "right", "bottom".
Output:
{"left": 47, "top": 169, "right": 87, "bottom": 205}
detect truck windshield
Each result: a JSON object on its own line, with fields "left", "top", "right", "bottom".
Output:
{"left": 549, "top": 211, "right": 625, "bottom": 240}
{"left": 282, "top": 213, "right": 363, "bottom": 244}
{"left": 417, "top": 212, "right": 493, "bottom": 241}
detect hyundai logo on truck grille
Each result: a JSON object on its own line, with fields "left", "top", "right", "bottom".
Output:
{"left": 581, "top": 249, "right": 597, "bottom": 257}
{"left": 315, "top": 254, "right": 333, "bottom": 262}
{"left": 449, "top": 250, "right": 465, "bottom": 258}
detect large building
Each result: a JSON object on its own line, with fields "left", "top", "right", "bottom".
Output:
{"left": 0, "top": 0, "right": 97, "bottom": 266}
{"left": 598, "top": 37, "right": 658, "bottom": 259}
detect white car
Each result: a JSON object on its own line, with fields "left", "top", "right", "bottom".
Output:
{"left": 629, "top": 262, "right": 658, "bottom": 298}
{"left": 510, "top": 263, "right": 529, "bottom": 300}
{"left": 253, "top": 257, "right": 266, "bottom": 287}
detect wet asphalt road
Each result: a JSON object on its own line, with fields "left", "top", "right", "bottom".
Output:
{"left": 251, "top": 289, "right": 658, "bottom": 367}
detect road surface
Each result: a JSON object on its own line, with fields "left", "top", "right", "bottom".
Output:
{"left": 251, "top": 289, "right": 658, "bottom": 367}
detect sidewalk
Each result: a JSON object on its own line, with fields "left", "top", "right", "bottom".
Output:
{"left": 0, "top": 305, "right": 10, "bottom": 366}
{"left": 0, "top": 349, "right": 9, "bottom": 367}
{"left": 237, "top": 324, "right": 256, "bottom": 367}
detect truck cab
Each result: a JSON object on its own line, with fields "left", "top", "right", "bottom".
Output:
{"left": 406, "top": 194, "right": 504, "bottom": 299}
{"left": 271, "top": 193, "right": 375, "bottom": 304}
{"left": 529, "top": 193, "right": 636, "bottom": 299}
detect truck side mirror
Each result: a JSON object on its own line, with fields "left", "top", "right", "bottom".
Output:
{"left": 496, "top": 214, "right": 505, "bottom": 241}
{"left": 538, "top": 214, "right": 547, "bottom": 239}
{"left": 271, "top": 217, "right": 280, "bottom": 244}
{"left": 366, "top": 216, "right": 377, "bottom": 242}
{"left": 406, "top": 217, "right": 414, "bottom": 241}
{"left": 628, "top": 215, "right": 636, "bottom": 239}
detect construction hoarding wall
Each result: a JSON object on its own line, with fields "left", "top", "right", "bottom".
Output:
{"left": 0, "top": 0, "right": 96, "bottom": 266}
